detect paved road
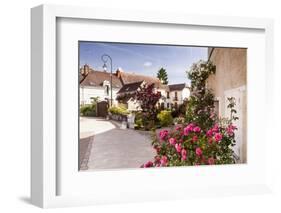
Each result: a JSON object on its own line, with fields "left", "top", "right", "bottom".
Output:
{"left": 79, "top": 117, "right": 156, "bottom": 171}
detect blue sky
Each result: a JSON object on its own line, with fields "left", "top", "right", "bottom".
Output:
{"left": 79, "top": 42, "right": 208, "bottom": 84}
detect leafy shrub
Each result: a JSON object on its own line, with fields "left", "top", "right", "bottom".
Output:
{"left": 157, "top": 110, "right": 173, "bottom": 127}
{"left": 80, "top": 104, "right": 96, "bottom": 116}
{"left": 109, "top": 106, "right": 129, "bottom": 116}
{"left": 134, "top": 111, "right": 144, "bottom": 129}
{"left": 173, "top": 116, "right": 185, "bottom": 124}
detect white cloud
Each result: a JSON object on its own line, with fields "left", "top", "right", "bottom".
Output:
{"left": 143, "top": 61, "right": 152, "bottom": 67}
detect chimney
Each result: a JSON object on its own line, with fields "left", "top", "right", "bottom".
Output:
{"left": 83, "top": 64, "right": 90, "bottom": 75}
{"left": 116, "top": 67, "right": 123, "bottom": 78}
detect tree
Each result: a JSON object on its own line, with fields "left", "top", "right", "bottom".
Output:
{"left": 157, "top": 67, "right": 168, "bottom": 84}
{"left": 134, "top": 83, "right": 161, "bottom": 130}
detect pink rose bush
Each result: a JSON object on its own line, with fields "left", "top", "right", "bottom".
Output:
{"left": 141, "top": 122, "right": 237, "bottom": 168}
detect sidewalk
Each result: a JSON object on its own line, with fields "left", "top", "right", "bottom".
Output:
{"left": 79, "top": 117, "right": 156, "bottom": 170}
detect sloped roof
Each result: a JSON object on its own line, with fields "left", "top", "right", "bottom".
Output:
{"left": 117, "top": 81, "right": 143, "bottom": 94}
{"left": 118, "top": 71, "right": 161, "bottom": 87}
{"left": 168, "top": 83, "right": 186, "bottom": 91}
{"left": 80, "top": 68, "right": 123, "bottom": 88}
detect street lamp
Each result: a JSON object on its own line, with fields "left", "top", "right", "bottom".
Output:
{"left": 101, "top": 54, "right": 113, "bottom": 107}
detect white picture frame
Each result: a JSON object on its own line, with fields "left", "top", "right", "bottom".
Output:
{"left": 31, "top": 4, "right": 274, "bottom": 208}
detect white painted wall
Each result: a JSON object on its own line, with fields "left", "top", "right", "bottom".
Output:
{"left": 80, "top": 86, "right": 119, "bottom": 105}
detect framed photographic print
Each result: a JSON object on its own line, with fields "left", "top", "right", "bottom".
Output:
{"left": 31, "top": 4, "right": 274, "bottom": 208}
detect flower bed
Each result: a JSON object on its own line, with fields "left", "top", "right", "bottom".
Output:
{"left": 141, "top": 121, "right": 237, "bottom": 168}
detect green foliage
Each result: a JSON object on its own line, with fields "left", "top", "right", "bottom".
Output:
{"left": 157, "top": 67, "right": 169, "bottom": 85}
{"left": 227, "top": 97, "right": 239, "bottom": 121}
{"left": 173, "top": 116, "right": 185, "bottom": 124}
{"left": 80, "top": 104, "right": 96, "bottom": 116}
{"left": 171, "top": 100, "right": 188, "bottom": 118}
{"left": 80, "top": 96, "right": 99, "bottom": 116}
{"left": 185, "top": 60, "right": 217, "bottom": 130}
{"left": 157, "top": 110, "right": 173, "bottom": 127}
{"left": 134, "top": 111, "right": 144, "bottom": 129}
{"left": 109, "top": 105, "right": 129, "bottom": 116}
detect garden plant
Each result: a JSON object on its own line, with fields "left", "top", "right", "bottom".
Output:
{"left": 141, "top": 60, "right": 239, "bottom": 168}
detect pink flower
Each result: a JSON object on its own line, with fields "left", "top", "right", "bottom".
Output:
{"left": 160, "top": 155, "right": 168, "bottom": 166}
{"left": 206, "top": 129, "right": 213, "bottom": 137}
{"left": 175, "top": 143, "right": 182, "bottom": 153}
{"left": 195, "top": 147, "right": 203, "bottom": 156}
{"left": 183, "top": 127, "right": 190, "bottom": 136}
{"left": 169, "top": 137, "right": 176, "bottom": 145}
{"left": 193, "top": 126, "right": 201, "bottom": 133}
{"left": 208, "top": 158, "right": 215, "bottom": 165}
{"left": 159, "top": 130, "right": 169, "bottom": 140}
{"left": 181, "top": 149, "right": 187, "bottom": 161}
{"left": 192, "top": 135, "right": 198, "bottom": 143}
{"left": 212, "top": 124, "right": 219, "bottom": 132}
{"left": 214, "top": 133, "right": 223, "bottom": 142}
{"left": 226, "top": 124, "right": 236, "bottom": 136}
{"left": 183, "top": 123, "right": 195, "bottom": 135}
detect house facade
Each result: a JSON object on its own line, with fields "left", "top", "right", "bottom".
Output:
{"left": 157, "top": 84, "right": 189, "bottom": 110}
{"left": 80, "top": 64, "right": 190, "bottom": 111}
{"left": 206, "top": 47, "right": 247, "bottom": 163}
{"left": 80, "top": 64, "right": 123, "bottom": 105}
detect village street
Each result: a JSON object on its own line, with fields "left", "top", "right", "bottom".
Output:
{"left": 79, "top": 117, "right": 156, "bottom": 170}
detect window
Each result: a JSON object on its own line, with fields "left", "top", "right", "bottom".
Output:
{"left": 175, "top": 102, "right": 178, "bottom": 109}
{"left": 105, "top": 85, "right": 109, "bottom": 96}
{"left": 167, "top": 103, "right": 170, "bottom": 109}
{"left": 174, "top": 91, "right": 178, "bottom": 101}
{"left": 161, "top": 102, "right": 164, "bottom": 110}
{"left": 167, "top": 91, "right": 170, "bottom": 99}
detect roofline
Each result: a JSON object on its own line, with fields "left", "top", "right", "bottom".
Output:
{"left": 208, "top": 47, "right": 215, "bottom": 62}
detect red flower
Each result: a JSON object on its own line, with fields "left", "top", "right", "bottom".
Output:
{"left": 192, "top": 135, "right": 198, "bottom": 143}
{"left": 206, "top": 129, "right": 213, "bottom": 137}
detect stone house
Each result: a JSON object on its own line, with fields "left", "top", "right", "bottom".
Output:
{"left": 206, "top": 47, "right": 247, "bottom": 163}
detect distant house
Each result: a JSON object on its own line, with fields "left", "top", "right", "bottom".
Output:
{"left": 80, "top": 64, "right": 190, "bottom": 111}
{"left": 206, "top": 47, "right": 247, "bottom": 163}
{"left": 165, "top": 83, "right": 190, "bottom": 109}
{"left": 79, "top": 64, "right": 122, "bottom": 105}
